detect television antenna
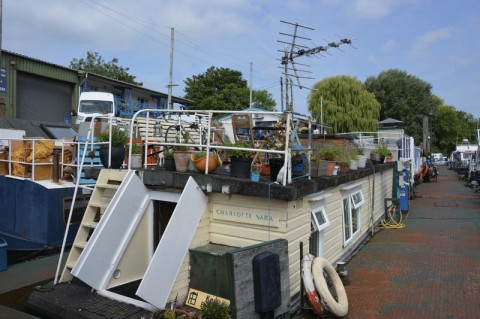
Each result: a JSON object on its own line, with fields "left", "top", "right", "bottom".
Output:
{"left": 277, "top": 21, "right": 354, "bottom": 111}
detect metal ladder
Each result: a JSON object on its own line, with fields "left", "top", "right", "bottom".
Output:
{"left": 58, "top": 169, "right": 127, "bottom": 283}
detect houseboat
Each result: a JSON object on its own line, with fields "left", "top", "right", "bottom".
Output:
{"left": 448, "top": 138, "right": 478, "bottom": 175}
{"left": 22, "top": 109, "right": 416, "bottom": 318}
{"left": 0, "top": 121, "right": 88, "bottom": 258}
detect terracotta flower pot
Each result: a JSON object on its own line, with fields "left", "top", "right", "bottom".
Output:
{"left": 191, "top": 154, "right": 219, "bottom": 173}
{"left": 339, "top": 163, "right": 350, "bottom": 173}
{"left": 325, "top": 161, "right": 336, "bottom": 176}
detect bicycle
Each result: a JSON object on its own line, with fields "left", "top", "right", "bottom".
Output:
{"left": 430, "top": 163, "right": 438, "bottom": 182}
{"left": 163, "top": 112, "right": 227, "bottom": 151}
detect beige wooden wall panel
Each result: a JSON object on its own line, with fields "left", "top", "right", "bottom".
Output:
{"left": 167, "top": 208, "right": 211, "bottom": 304}
{"left": 163, "top": 167, "right": 393, "bottom": 306}
{"left": 317, "top": 169, "right": 393, "bottom": 265}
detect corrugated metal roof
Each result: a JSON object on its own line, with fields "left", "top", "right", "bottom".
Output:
{"left": 3, "top": 50, "right": 194, "bottom": 105}
{"left": 3, "top": 49, "right": 73, "bottom": 71}
{"left": 0, "top": 117, "right": 76, "bottom": 138}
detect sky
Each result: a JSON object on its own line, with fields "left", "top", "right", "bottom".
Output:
{"left": 3, "top": 0, "right": 480, "bottom": 119}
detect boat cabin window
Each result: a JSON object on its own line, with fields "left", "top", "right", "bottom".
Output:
{"left": 342, "top": 190, "right": 365, "bottom": 246}
{"left": 310, "top": 205, "right": 330, "bottom": 257}
{"left": 311, "top": 206, "right": 330, "bottom": 232}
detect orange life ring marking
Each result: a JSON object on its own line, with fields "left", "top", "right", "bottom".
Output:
{"left": 301, "top": 254, "right": 325, "bottom": 316}
{"left": 312, "top": 257, "right": 348, "bottom": 317}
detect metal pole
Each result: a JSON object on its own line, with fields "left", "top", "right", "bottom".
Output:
{"left": 428, "top": 111, "right": 433, "bottom": 159}
{"left": 0, "top": 0, "right": 3, "bottom": 63}
{"left": 320, "top": 96, "right": 323, "bottom": 135}
{"left": 280, "top": 77, "right": 284, "bottom": 112}
{"left": 167, "top": 27, "right": 174, "bottom": 110}
{"left": 249, "top": 62, "right": 253, "bottom": 109}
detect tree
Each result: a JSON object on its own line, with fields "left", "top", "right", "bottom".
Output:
{"left": 364, "top": 69, "right": 440, "bottom": 142}
{"left": 308, "top": 76, "right": 381, "bottom": 133}
{"left": 70, "top": 51, "right": 143, "bottom": 86}
{"left": 184, "top": 66, "right": 276, "bottom": 111}
{"left": 252, "top": 90, "right": 276, "bottom": 110}
{"left": 433, "top": 104, "right": 462, "bottom": 155}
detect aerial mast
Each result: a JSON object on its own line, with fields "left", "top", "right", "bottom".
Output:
{"left": 167, "top": 27, "right": 175, "bottom": 110}
{"left": 277, "top": 20, "right": 354, "bottom": 112}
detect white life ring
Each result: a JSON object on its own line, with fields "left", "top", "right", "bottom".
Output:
{"left": 312, "top": 257, "right": 348, "bottom": 317}
{"left": 301, "top": 254, "right": 325, "bottom": 316}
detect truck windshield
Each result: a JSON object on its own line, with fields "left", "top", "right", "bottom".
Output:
{"left": 79, "top": 100, "right": 113, "bottom": 114}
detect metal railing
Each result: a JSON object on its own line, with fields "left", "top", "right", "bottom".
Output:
{"left": 126, "top": 109, "right": 313, "bottom": 186}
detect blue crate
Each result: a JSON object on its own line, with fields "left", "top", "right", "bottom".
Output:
{"left": 0, "top": 237, "right": 7, "bottom": 272}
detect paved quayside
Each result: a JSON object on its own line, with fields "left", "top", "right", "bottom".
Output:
{"left": 296, "top": 165, "right": 480, "bottom": 318}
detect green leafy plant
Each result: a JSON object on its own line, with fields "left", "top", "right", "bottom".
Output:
{"left": 192, "top": 151, "right": 208, "bottom": 160}
{"left": 374, "top": 143, "right": 390, "bottom": 157}
{"left": 129, "top": 142, "right": 142, "bottom": 154}
{"left": 172, "top": 132, "right": 190, "bottom": 152}
{"left": 261, "top": 119, "right": 286, "bottom": 151}
{"left": 200, "top": 298, "right": 230, "bottom": 319}
{"left": 226, "top": 140, "right": 253, "bottom": 159}
{"left": 292, "top": 149, "right": 306, "bottom": 165}
{"left": 336, "top": 152, "right": 350, "bottom": 165}
{"left": 97, "top": 125, "right": 127, "bottom": 147}
{"left": 317, "top": 145, "right": 340, "bottom": 161}
{"left": 164, "top": 149, "right": 174, "bottom": 159}
{"left": 349, "top": 147, "right": 361, "bottom": 161}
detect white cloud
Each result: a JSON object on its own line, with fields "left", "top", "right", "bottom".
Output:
{"left": 347, "top": 0, "right": 416, "bottom": 19}
{"left": 409, "top": 27, "right": 456, "bottom": 58}
{"left": 381, "top": 39, "right": 397, "bottom": 52}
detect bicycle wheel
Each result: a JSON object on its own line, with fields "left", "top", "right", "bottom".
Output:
{"left": 164, "top": 124, "right": 180, "bottom": 151}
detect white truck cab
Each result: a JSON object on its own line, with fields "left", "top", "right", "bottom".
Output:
{"left": 75, "top": 91, "right": 115, "bottom": 124}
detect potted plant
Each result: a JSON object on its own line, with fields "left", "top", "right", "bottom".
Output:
{"left": 372, "top": 143, "right": 390, "bottom": 163}
{"left": 291, "top": 147, "right": 307, "bottom": 175}
{"left": 97, "top": 125, "right": 127, "bottom": 169}
{"left": 128, "top": 142, "right": 143, "bottom": 169}
{"left": 163, "top": 149, "right": 175, "bottom": 171}
{"left": 318, "top": 144, "right": 340, "bottom": 176}
{"left": 349, "top": 147, "right": 359, "bottom": 170}
{"left": 172, "top": 132, "right": 191, "bottom": 172}
{"left": 356, "top": 148, "right": 367, "bottom": 168}
{"left": 337, "top": 152, "right": 350, "bottom": 173}
{"left": 190, "top": 151, "right": 221, "bottom": 174}
{"left": 261, "top": 121, "right": 286, "bottom": 180}
{"left": 226, "top": 140, "right": 253, "bottom": 178}
{"left": 200, "top": 297, "right": 230, "bottom": 319}
{"left": 310, "top": 154, "right": 320, "bottom": 177}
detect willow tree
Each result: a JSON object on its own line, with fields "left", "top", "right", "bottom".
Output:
{"left": 308, "top": 76, "right": 380, "bottom": 133}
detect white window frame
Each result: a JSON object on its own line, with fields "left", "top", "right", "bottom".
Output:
{"left": 308, "top": 192, "right": 332, "bottom": 257}
{"left": 311, "top": 206, "right": 330, "bottom": 232}
{"left": 351, "top": 190, "right": 365, "bottom": 209}
{"left": 342, "top": 189, "right": 364, "bottom": 246}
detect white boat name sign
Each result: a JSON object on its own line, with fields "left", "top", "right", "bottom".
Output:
{"left": 212, "top": 204, "right": 279, "bottom": 227}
